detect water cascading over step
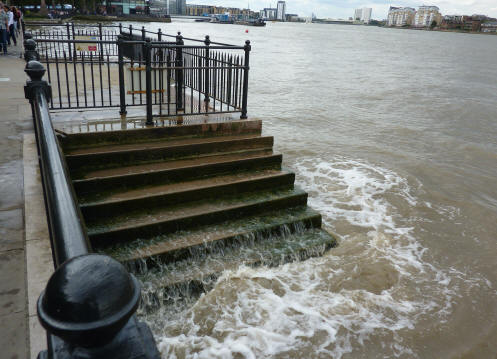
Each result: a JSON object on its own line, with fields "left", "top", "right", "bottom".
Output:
{"left": 59, "top": 119, "right": 337, "bottom": 312}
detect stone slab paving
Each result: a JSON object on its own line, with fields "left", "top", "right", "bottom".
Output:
{"left": 0, "top": 42, "right": 33, "bottom": 359}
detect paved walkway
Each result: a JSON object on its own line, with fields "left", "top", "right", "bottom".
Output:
{"left": 0, "top": 41, "right": 32, "bottom": 359}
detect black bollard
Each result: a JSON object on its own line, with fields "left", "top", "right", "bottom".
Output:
{"left": 24, "top": 38, "right": 40, "bottom": 62}
{"left": 36, "top": 254, "right": 160, "bottom": 358}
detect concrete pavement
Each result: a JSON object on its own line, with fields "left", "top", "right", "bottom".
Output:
{"left": 0, "top": 42, "right": 32, "bottom": 359}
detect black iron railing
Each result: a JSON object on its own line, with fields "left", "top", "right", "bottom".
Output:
{"left": 24, "top": 53, "right": 160, "bottom": 359}
{"left": 27, "top": 23, "right": 251, "bottom": 121}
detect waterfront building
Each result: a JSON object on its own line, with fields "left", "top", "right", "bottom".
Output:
{"left": 354, "top": 7, "right": 372, "bottom": 23}
{"left": 354, "top": 8, "right": 362, "bottom": 21}
{"left": 167, "top": 0, "right": 186, "bottom": 15}
{"left": 277, "top": 1, "right": 286, "bottom": 21}
{"left": 413, "top": 5, "right": 442, "bottom": 27}
{"left": 481, "top": 21, "right": 497, "bottom": 32}
{"left": 387, "top": 6, "right": 415, "bottom": 26}
{"left": 105, "top": 0, "right": 147, "bottom": 15}
{"left": 260, "top": 7, "right": 277, "bottom": 20}
{"left": 285, "top": 13, "right": 299, "bottom": 21}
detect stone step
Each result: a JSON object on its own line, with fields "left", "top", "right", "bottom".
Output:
{"left": 88, "top": 187, "right": 308, "bottom": 247}
{"left": 134, "top": 226, "right": 337, "bottom": 313}
{"left": 109, "top": 205, "right": 323, "bottom": 268}
{"left": 66, "top": 135, "right": 274, "bottom": 175}
{"left": 72, "top": 150, "right": 282, "bottom": 195}
{"left": 59, "top": 119, "right": 262, "bottom": 151}
{"left": 80, "top": 169, "right": 295, "bottom": 221}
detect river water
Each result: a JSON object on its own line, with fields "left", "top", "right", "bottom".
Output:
{"left": 137, "top": 20, "right": 497, "bottom": 358}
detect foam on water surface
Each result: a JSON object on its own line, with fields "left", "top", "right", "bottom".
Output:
{"left": 145, "top": 156, "right": 492, "bottom": 358}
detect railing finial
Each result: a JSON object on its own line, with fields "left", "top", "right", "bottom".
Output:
{"left": 24, "top": 60, "right": 51, "bottom": 102}
{"left": 24, "top": 38, "right": 40, "bottom": 62}
{"left": 37, "top": 254, "right": 141, "bottom": 348}
{"left": 204, "top": 35, "right": 211, "bottom": 46}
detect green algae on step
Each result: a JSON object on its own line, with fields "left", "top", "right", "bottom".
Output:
{"left": 100, "top": 206, "right": 324, "bottom": 265}
{"left": 87, "top": 187, "right": 309, "bottom": 245}
{"left": 66, "top": 136, "right": 275, "bottom": 175}
{"left": 80, "top": 170, "right": 295, "bottom": 221}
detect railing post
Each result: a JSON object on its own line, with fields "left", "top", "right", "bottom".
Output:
{"left": 141, "top": 26, "right": 146, "bottom": 41}
{"left": 24, "top": 38, "right": 40, "bottom": 62}
{"left": 204, "top": 35, "right": 211, "bottom": 105}
{"left": 66, "top": 23, "right": 72, "bottom": 60}
{"left": 129, "top": 24, "right": 133, "bottom": 36}
{"left": 158, "top": 28, "right": 162, "bottom": 41}
{"left": 119, "top": 22, "right": 123, "bottom": 34}
{"left": 145, "top": 39, "right": 153, "bottom": 126}
{"left": 98, "top": 22, "right": 104, "bottom": 60}
{"left": 176, "top": 32, "right": 184, "bottom": 111}
{"left": 240, "top": 40, "right": 251, "bottom": 119}
{"left": 118, "top": 38, "right": 127, "bottom": 119}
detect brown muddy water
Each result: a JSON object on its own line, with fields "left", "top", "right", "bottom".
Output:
{"left": 128, "top": 20, "right": 497, "bottom": 358}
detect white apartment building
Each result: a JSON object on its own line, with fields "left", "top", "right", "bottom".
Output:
{"left": 260, "top": 8, "right": 277, "bottom": 19}
{"left": 361, "top": 8, "right": 372, "bottom": 23}
{"left": 354, "top": 8, "right": 362, "bottom": 21}
{"left": 354, "top": 7, "right": 372, "bottom": 23}
{"left": 414, "top": 5, "right": 441, "bottom": 27}
{"left": 277, "top": 1, "right": 286, "bottom": 21}
{"left": 387, "top": 6, "right": 415, "bottom": 26}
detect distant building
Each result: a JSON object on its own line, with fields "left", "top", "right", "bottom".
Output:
{"left": 354, "top": 8, "right": 372, "bottom": 23}
{"left": 354, "top": 8, "right": 362, "bottom": 21}
{"left": 168, "top": 0, "right": 186, "bottom": 15}
{"left": 413, "top": 5, "right": 441, "bottom": 27}
{"left": 387, "top": 6, "right": 415, "bottom": 26}
{"left": 285, "top": 13, "right": 299, "bottom": 21}
{"left": 481, "top": 21, "right": 497, "bottom": 32}
{"left": 462, "top": 15, "right": 482, "bottom": 32}
{"left": 277, "top": 1, "right": 286, "bottom": 21}
{"left": 260, "top": 7, "right": 277, "bottom": 20}
{"left": 105, "top": 0, "right": 147, "bottom": 15}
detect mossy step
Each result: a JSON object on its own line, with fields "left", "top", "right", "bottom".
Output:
{"left": 73, "top": 150, "right": 282, "bottom": 195}
{"left": 60, "top": 119, "right": 262, "bottom": 151}
{"left": 134, "top": 227, "right": 337, "bottom": 313}
{"left": 106, "top": 205, "right": 322, "bottom": 267}
{"left": 66, "top": 135, "right": 274, "bottom": 175}
{"left": 80, "top": 169, "right": 295, "bottom": 221}
{"left": 88, "top": 187, "right": 308, "bottom": 247}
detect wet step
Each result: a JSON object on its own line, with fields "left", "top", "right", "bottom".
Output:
{"left": 88, "top": 187, "right": 309, "bottom": 247}
{"left": 59, "top": 119, "right": 263, "bottom": 151}
{"left": 66, "top": 135, "right": 274, "bottom": 174}
{"left": 80, "top": 169, "right": 295, "bottom": 221}
{"left": 73, "top": 150, "right": 282, "bottom": 194}
{"left": 105, "top": 205, "right": 323, "bottom": 267}
{"left": 133, "top": 227, "right": 337, "bottom": 313}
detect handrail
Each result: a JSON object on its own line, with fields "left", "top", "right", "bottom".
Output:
{"left": 28, "top": 76, "right": 91, "bottom": 267}
{"left": 24, "top": 53, "right": 160, "bottom": 358}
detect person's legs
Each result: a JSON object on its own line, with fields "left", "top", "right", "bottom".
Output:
{"left": 8, "top": 23, "right": 15, "bottom": 45}
{"left": 0, "top": 28, "right": 7, "bottom": 53}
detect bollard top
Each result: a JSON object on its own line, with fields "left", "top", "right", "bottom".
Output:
{"left": 25, "top": 61, "right": 45, "bottom": 81}
{"left": 37, "top": 254, "right": 141, "bottom": 347}
{"left": 24, "top": 33, "right": 33, "bottom": 40}
{"left": 25, "top": 38, "right": 37, "bottom": 51}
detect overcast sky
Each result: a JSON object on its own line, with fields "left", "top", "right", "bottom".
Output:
{"left": 202, "top": 0, "right": 497, "bottom": 19}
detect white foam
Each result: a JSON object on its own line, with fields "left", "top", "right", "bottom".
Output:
{"left": 151, "top": 156, "right": 484, "bottom": 358}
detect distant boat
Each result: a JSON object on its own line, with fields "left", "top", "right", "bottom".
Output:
{"left": 210, "top": 17, "right": 234, "bottom": 24}
{"left": 195, "top": 18, "right": 211, "bottom": 22}
{"left": 234, "top": 19, "right": 266, "bottom": 26}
